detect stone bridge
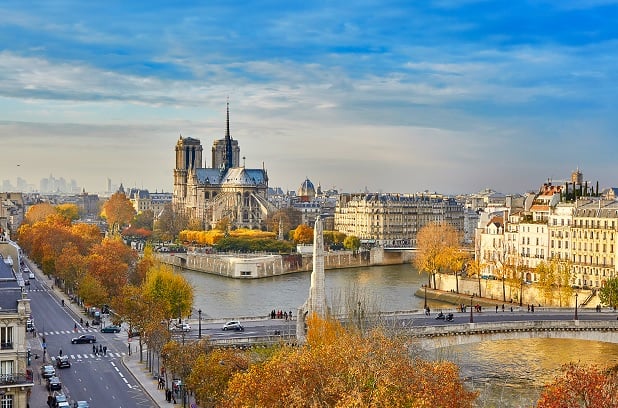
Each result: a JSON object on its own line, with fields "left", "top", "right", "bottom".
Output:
{"left": 409, "top": 320, "right": 618, "bottom": 350}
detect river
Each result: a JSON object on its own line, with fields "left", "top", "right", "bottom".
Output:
{"left": 178, "top": 263, "right": 618, "bottom": 407}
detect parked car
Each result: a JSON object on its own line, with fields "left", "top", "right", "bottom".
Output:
{"left": 75, "top": 401, "right": 90, "bottom": 408}
{"left": 222, "top": 320, "right": 244, "bottom": 331}
{"left": 41, "top": 365, "right": 56, "bottom": 378}
{"left": 100, "top": 325, "right": 121, "bottom": 333}
{"left": 71, "top": 334, "right": 96, "bottom": 344}
{"left": 53, "top": 393, "right": 68, "bottom": 407}
{"left": 56, "top": 355, "right": 71, "bottom": 368}
{"left": 47, "top": 376, "right": 62, "bottom": 391}
{"left": 172, "top": 323, "right": 192, "bottom": 332}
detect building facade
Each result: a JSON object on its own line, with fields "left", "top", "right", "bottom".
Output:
{"left": 334, "top": 192, "right": 464, "bottom": 247}
{"left": 172, "top": 104, "right": 276, "bottom": 230}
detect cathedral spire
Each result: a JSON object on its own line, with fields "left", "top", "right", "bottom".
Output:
{"left": 224, "top": 98, "right": 233, "bottom": 170}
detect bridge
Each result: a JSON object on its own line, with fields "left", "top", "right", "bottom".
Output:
{"left": 408, "top": 319, "right": 618, "bottom": 350}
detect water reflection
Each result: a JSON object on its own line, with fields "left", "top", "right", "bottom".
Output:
{"left": 436, "top": 339, "right": 618, "bottom": 407}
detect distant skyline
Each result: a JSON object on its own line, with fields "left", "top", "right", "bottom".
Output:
{"left": 1, "top": 1, "right": 617, "bottom": 195}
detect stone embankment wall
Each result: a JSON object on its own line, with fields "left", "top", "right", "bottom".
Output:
{"left": 426, "top": 273, "right": 595, "bottom": 309}
{"left": 158, "top": 247, "right": 415, "bottom": 278}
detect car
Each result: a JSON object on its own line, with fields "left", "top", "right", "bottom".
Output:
{"left": 100, "top": 324, "right": 121, "bottom": 333}
{"left": 24, "top": 279, "right": 30, "bottom": 285}
{"left": 222, "top": 320, "right": 244, "bottom": 331}
{"left": 172, "top": 323, "right": 192, "bottom": 332}
{"left": 75, "top": 402, "right": 90, "bottom": 408}
{"left": 47, "top": 376, "right": 62, "bottom": 391}
{"left": 56, "top": 355, "right": 71, "bottom": 368}
{"left": 28, "top": 271, "right": 35, "bottom": 279}
{"left": 41, "top": 365, "right": 56, "bottom": 378}
{"left": 53, "top": 393, "right": 68, "bottom": 407}
{"left": 71, "top": 334, "right": 96, "bottom": 344}
{"left": 26, "top": 319, "right": 35, "bottom": 332}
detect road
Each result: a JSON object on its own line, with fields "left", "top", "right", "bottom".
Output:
{"left": 25, "top": 264, "right": 156, "bottom": 408}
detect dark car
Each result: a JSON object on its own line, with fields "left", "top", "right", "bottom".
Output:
{"left": 222, "top": 320, "right": 244, "bottom": 331}
{"left": 47, "top": 376, "right": 62, "bottom": 391}
{"left": 41, "top": 364, "right": 55, "bottom": 378}
{"left": 56, "top": 355, "right": 71, "bottom": 368}
{"left": 71, "top": 334, "right": 96, "bottom": 344}
{"left": 100, "top": 325, "right": 121, "bottom": 333}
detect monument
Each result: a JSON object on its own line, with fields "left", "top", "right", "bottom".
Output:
{"left": 296, "top": 215, "right": 328, "bottom": 343}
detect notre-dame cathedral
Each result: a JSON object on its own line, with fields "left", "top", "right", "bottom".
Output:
{"left": 172, "top": 103, "right": 276, "bottom": 229}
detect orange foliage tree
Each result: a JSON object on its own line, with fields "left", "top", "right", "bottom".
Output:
{"left": 536, "top": 363, "right": 618, "bottom": 408}
{"left": 86, "top": 237, "right": 138, "bottom": 301}
{"left": 101, "top": 191, "right": 135, "bottom": 235}
{"left": 224, "top": 315, "right": 477, "bottom": 407}
{"left": 292, "top": 224, "right": 314, "bottom": 244}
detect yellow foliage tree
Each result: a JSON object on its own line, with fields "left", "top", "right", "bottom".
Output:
{"left": 292, "top": 224, "right": 313, "bottom": 244}
{"left": 414, "top": 222, "right": 461, "bottom": 289}
{"left": 101, "top": 191, "right": 136, "bottom": 235}
{"left": 224, "top": 315, "right": 477, "bottom": 407}
{"left": 142, "top": 264, "right": 194, "bottom": 321}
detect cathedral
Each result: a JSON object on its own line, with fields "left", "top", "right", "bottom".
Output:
{"left": 172, "top": 104, "right": 276, "bottom": 230}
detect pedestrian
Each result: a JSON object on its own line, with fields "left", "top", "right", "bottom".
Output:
{"left": 74, "top": 323, "right": 77, "bottom": 332}
{"left": 93, "top": 344, "right": 96, "bottom": 355}
{"left": 59, "top": 348, "right": 62, "bottom": 356}
{"left": 103, "top": 345, "right": 107, "bottom": 356}
{"left": 502, "top": 304, "right": 505, "bottom": 312}
{"left": 128, "top": 343, "right": 131, "bottom": 356}
{"left": 495, "top": 305, "right": 498, "bottom": 313}
{"left": 99, "top": 344, "right": 103, "bottom": 354}
{"left": 531, "top": 304, "right": 535, "bottom": 313}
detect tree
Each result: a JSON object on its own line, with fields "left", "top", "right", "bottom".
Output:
{"left": 343, "top": 235, "right": 361, "bottom": 254}
{"left": 56, "top": 203, "right": 80, "bottom": 221}
{"left": 101, "top": 191, "right": 136, "bottom": 235}
{"left": 599, "top": 277, "right": 618, "bottom": 309}
{"left": 292, "top": 224, "right": 314, "bottom": 244}
{"left": 536, "top": 363, "right": 618, "bottom": 408}
{"left": 142, "top": 264, "right": 194, "bottom": 321}
{"left": 537, "top": 261, "right": 556, "bottom": 305}
{"left": 154, "top": 203, "right": 189, "bottom": 242}
{"left": 224, "top": 315, "right": 478, "bottom": 407}
{"left": 414, "top": 222, "right": 461, "bottom": 289}
{"left": 24, "top": 203, "right": 56, "bottom": 224}
{"left": 132, "top": 209, "right": 155, "bottom": 230}
{"left": 86, "top": 237, "right": 138, "bottom": 299}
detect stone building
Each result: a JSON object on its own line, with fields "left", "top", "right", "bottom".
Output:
{"left": 172, "top": 104, "right": 276, "bottom": 229}
{"left": 334, "top": 192, "right": 464, "bottom": 247}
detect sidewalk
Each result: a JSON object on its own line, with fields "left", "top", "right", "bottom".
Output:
{"left": 122, "top": 352, "right": 175, "bottom": 407}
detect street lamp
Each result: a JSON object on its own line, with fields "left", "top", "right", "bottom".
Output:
{"left": 469, "top": 295, "right": 474, "bottom": 323}
{"left": 198, "top": 309, "right": 202, "bottom": 339}
{"left": 574, "top": 292, "right": 579, "bottom": 321}
{"left": 423, "top": 285, "right": 427, "bottom": 310}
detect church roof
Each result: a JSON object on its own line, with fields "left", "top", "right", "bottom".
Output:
{"left": 195, "top": 167, "right": 266, "bottom": 186}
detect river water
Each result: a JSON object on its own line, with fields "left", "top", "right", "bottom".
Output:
{"left": 179, "top": 263, "right": 618, "bottom": 407}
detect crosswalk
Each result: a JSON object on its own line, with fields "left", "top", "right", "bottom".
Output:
{"left": 39, "top": 329, "right": 108, "bottom": 336}
{"left": 60, "top": 352, "right": 127, "bottom": 359}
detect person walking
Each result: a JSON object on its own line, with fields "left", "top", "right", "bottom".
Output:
{"left": 59, "top": 348, "right": 63, "bottom": 356}
{"left": 93, "top": 344, "right": 96, "bottom": 355}
{"left": 103, "top": 345, "right": 107, "bottom": 356}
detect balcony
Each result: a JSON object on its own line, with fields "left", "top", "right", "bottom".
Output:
{"left": 0, "top": 372, "right": 34, "bottom": 386}
{"left": 0, "top": 342, "right": 13, "bottom": 350}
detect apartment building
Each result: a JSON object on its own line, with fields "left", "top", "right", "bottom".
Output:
{"left": 334, "top": 192, "right": 464, "bottom": 247}
{"left": 0, "top": 256, "right": 33, "bottom": 408}
{"left": 571, "top": 199, "right": 618, "bottom": 288}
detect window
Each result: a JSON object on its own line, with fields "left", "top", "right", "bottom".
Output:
{"left": 0, "top": 327, "right": 13, "bottom": 350}
{"left": 1, "top": 395, "right": 13, "bottom": 408}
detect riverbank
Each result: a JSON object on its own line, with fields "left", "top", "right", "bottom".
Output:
{"left": 415, "top": 286, "right": 531, "bottom": 310}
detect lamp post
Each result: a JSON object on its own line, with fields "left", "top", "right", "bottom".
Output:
{"left": 423, "top": 285, "right": 427, "bottom": 310}
{"left": 574, "top": 292, "right": 579, "bottom": 321}
{"left": 469, "top": 295, "right": 474, "bottom": 323}
{"left": 198, "top": 309, "right": 202, "bottom": 339}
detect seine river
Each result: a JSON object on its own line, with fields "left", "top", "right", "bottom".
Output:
{"left": 179, "top": 263, "right": 618, "bottom": 407}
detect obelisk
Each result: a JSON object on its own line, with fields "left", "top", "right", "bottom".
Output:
{"left": 296, "top": 215, "right": 328, "bottom": 343}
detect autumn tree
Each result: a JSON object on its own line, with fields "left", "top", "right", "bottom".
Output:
{"left": 154, "top": 203, "right": 189, "bottom": 242}
{"left": 55, "top": 243, "right": 87, "bottom": 294}
{"left": 56, "top": 203, "right": 80, "bottom": 221}
{"left": 86, "top": 237, "right": 138, "bottom": 300}
{"left": 343, "top": 235, "right": 361, "bottom": 254}
{"left": 187, "top": 348, "right": 249, "bottom": 408}
{"left": 142, "top": 264, "right": 194, "bottom": 322}
{"left": 224, "top": 315, "right": 477, "bottom": 407}
{"left": 292, "top": 224, "right": 313, "bottom": 244}
{"left": 101, "top": 191, "right": 136, "bottom": 235}
{"left": 536, "top": 363, "right": 618, "bottom": 408}
{"left": 23, "top": 202, "right": 56, "bottom": 224}
{"left": 78, "top": 273, "right": 109, "bottom": 307}
{"left": 536, "top": 261, "right": 556, "bottom": 305}
{"left": 132, "top": 209, "right": 154, "bottom": 230}
{"left": 414, "top": 222, "right": 461, "bottom": 289}
{"left": 599, "top": 277, "right": 618, "bottom": 309}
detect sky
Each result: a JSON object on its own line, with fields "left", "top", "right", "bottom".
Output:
{"left": 1, "top": 1, "right": 618, "bottom": 196}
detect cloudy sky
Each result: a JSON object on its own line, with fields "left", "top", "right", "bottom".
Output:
{"left": 1, "top": 1, "right": 617, "bottom": 195}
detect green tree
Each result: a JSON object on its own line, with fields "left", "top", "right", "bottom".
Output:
{"left": 599, "top": 277, "right": 618, "bottom": 309}
{"left": 343, "top": 235, "right": 361, "bottom": 254}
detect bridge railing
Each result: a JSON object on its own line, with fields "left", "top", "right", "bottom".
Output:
{"left": 411, "top": 320, "right": 618, "bottom": 338}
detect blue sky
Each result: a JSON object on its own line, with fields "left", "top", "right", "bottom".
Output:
{"left": 1, "top": 1, "right": 617, "bottom": 195}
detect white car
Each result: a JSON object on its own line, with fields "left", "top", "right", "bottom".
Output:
{"left": 222, "top": 321, "right": 244, "bottom": 331}
{"left": 172, "top": 323, "right": 191, "bottom": 332}
{"left": 28, "top": 271, "right": 35, "bottom": 279}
